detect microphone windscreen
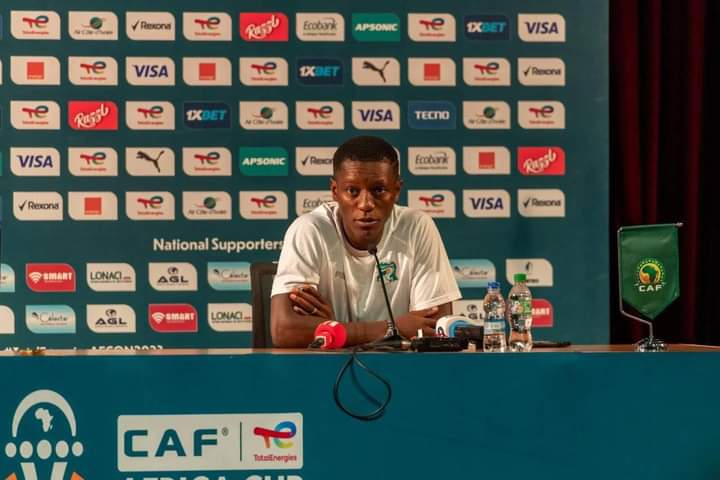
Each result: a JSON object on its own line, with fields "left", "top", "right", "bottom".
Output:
{"left": 367, "top": 244, "right": 377, "bottom": 255}
{"left": 314, "top": 321, "right": 347, "bottom": 349}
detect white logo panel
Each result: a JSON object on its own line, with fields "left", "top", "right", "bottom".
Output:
{"left": 463, "top": 101, "right": 511, "bottom": 130}
{"left": 125, "top": 101, "right": 175, "bottom": 130}
{"left": 87, "top": 263, "right": 137, "bottom": 292}
{"left": 68, "top": 192, "right": 119, "bottom": 220}
{"left": 0, "top": 307, "right": 15, "bottom": 334}
{"left": 10, "top": 101, "right": 61, "bottom": 130}
{"left": 68, "top": 11, "right": 119, "bottom": 40}
{"left": 407, "top": 147, "right": 456, "bottom": 175}
{"left": 295, "top": 101, "right": 345, "bottom": 130}
{"left": 10, "top": 147, "right": 61, "bottom": 177}
{"left": 68, "top": 56, "right": 118, "bottom": 85}
{"left": 351, "top": 57, "right": 400, "bottom": 86}
{"left": 125, "top": 147, "right": 176, "bottom": 176}
{"left": 183, "top": 57, "right": 232, "bottom": 86}
{"left": 126, "top": 192, "right": 175, "bottom": 220}
{"left": 462, "top": 189, "right": 511, "bottom": 218}
{"left": 87, "top": 305, "right": 136, "bottom": 333}
{"left": 295, "top": 147, "right": 334, "bottom": 176}
{"left": 183, "top": 12, "right": 232, "bottom": 41}
{"left": 182, "top": 147, "right": 232, "bottom": 176}
{"left": 408, "top": 13, "right": 456, "bottom": 42}
{"left": 408, "top": 58, "right": 456, "bottom": 86}
{"left": 295, "top": 191, "right": 333, "bottom": 216}
{"left": 126, "top": 57, "right": 175, "bottom": 86}
{"left": 10, "top": 56, "right": 61, "bottom": 85}
{"left": 407, "top": 190, "right": 456, "bottom": 218}
{"left": 239, "top": 191, "right": 289, "bottom": 220}
{"left": 208, "top": 303, "right": 253, "bottom": 332}
{"left": 506, "top": 258, "right": 554, "bottom": 286}
{"left": 518, "top": 14, "right": 566, "bottom": 42}
{"left": 239, "top": 57, "right": 289, "bottom": 86}
{"left": 518, "top": 58, "right": 565, "bottom": 86}
{"left": 13, "top": 192, "right": 64, "bottom": 221}
{"left": 68, "top": 147, "right": 118, "bottom": 176}
{"left": 11, "top": 11, "right": 61, "bottom": 40}
{"left": 239, "top": 102, "right": 288, "bottom": 130}
{"left": 463, "top": 57, "right": 511, "bottom": 86}
{"left": 518, "top": 189, "right": 566, "bottom": 217}
{"left": 126, "top": 12, "right": 176, "bottom": 40}
{"left": 462, "top": 146, "right": 511, "bottom": 175}
{"left": 149, "top": 263, "right": 198, "bottom": 291}
{"left": 182, "top": 192, "right": 232, "bottom": 220}
{"left": 518, "top": 101, "right": 565, "bottom": 129}
{"left": 296, "top": 13, "right": 344, "bottom": 41}
{"left": 351, "top": 101, "right": 400, "bottom": 130}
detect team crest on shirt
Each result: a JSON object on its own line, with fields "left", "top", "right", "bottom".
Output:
{"left": 377, "top": 262, "right": 398, "bottom": 283}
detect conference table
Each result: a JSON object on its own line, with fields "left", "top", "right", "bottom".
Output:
{"left": 1, "top": 345, "right": 718, "bottom": 480}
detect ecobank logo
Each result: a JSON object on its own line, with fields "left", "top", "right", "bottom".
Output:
{"left": 182, "top": 192, "right": 232, "bottom": 220}
{"left": 10, "top": 56, "right": 61, "bottom": 85}
{"left": 125, "top": 147, "right": 175, "bottom": 176}
{"left": 296, "top": 58, "right": 343, "bottom": 85}
{"left": 126, "top": 57, "right": 175, "bottom": 85}
{"left": 208, "top": 262, "right": 251, "bottom": 291}
{"left": 239, "top": 147, "right": 289, "bottom": 176}
{"left": 296, "top": 102, "right": 344, "bottom": 130}
{"left": 13, "top": 192, "right": 63, "bottom": 221}
{"left": 295, "top": 147, "right": 334, "bottom": 176}
{"left": 86, "top": 263, "right": 136, "bottom": 292}
{"left": 518, "top": 58, "right": 565, "bottom": 86}
{"left": 295, "top": 191, "right": 333, "bottom": 215}
{"left": 183, "top": 12, "right": 232, "bottom": 41}
{"left": 352, "top": 13, "right": 401, "bottom": 42}
{"left": 407, "top": 147, "right": 456, "bottom": 175}
{"left": 351, "top": 57, "right": 400, "bottom": 86}
{"left": 68, "top": 56, "right": 118, "bottom": 85}
{"left": 463, "top": 58, "right": 511, "bottom": 86}
{"left": 506, "top": 258, "right": 554, "bottom": 286}
{"left": 26, "top": 305, "right": 76, "bottom": 333}
{"left": 126, "top": 12, "right": 175, "bottom": 40}
{"left": 450, "top": 259, "right": 496, "bottom": 287}
{"left": 183, "top": 58, "right": 232, "bottom": 86}
{"left": 10, "top": 147, "right": 60, "bottom": 176}
{"left": 149, "top": 263, "right": 198, "bottom": 291}
{"left": 68, "top": 191, "right": 119, "bottom": 220}
{"left": 126, "top": 192, "right": 175, "bottom": 220}
{"left": 126, "top": 101, "right": 175, "bottom": 130}
{"left": 68, "top": 147, "right": 118, "bottom": 176}
{"left": 239, "top": 102, "right": 288, "bottom": 130}
{"left": 239, "top": 192, "right": 289, "bottom": 220}
{"left": 184, "top": 102, "right": 231, "bottom": 129}
{"left": 407, "top": 101, "right": 456, "bottom": 129}
{"left": 26, "top": 263, "right": 76, "bottom": 292}
{"left": 407, "top": 13, "right": 456, "bottom": 42}
{"left": 87, "top": 304, "right": 136, "bottom": 333}
{"left": 518, "top": 14, "right": 566, "bottom": 42}
{"left": 462, "top": 146, "right": 511, "bottom": 175}
{"left": 463, "top": 189, "right": 511, "bottom": 218}
{"left": 239, "top": 57, "right": 288, "bottom": 86}
{"left": 182, "top": 147, "right": 232, "bottom": 176}
{"left": 68, "top": 11, "right": 119, "bottom": 40}
{"left": 11, "top": 11, "right": 61, "bottom": 39}
{"left": 407, "top": 190, "right": 456, "bottom": 218}
{"left": 296, "top": 13, "right": 344, "bottom": 41}
{"left": 208, "top": 303, "right": 252, "bottom": 332}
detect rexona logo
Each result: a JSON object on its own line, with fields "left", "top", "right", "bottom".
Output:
{"left": 295, "top": 191, "right": 333, "bottom": 215}
{"left": 148, "top": 304, "right": 198, "bottom": 332}
{"left": 13, "top": 192, "right": 63, "bottom": 221}
{"left": 68, "top": 56, "right": 118, "bottom": 85}
{"left": 295, "top": 147, "right": 334, "bottom": 176}
{"left": 518, "top": 147, "right": 566, "bottom": 175}
{"left": 407, "top": 190, "right": 456, "bottom": 218}
{"left": 407, "top": 57, "right": 456, "bottom": 86}
{"left": 239, "top": 147, "right": 289, "bottom": 176}
{"left": 407, "top": 13, "right": 456, "bottom": 42}
{"left": 10, "top": 147, "right": 61, "bottom": 177}
{"left": 531, "top": 299, "right": 554, "bottom": 327}
{"left": 407, "top": 101, "right": 456, "bottom": 129}
{"left": 352, "top": 101, "right": 400, "bottom": 130}
{"left": 184, "top": 102, "right": 231, "bottom": 129}
{"left": 518, "top": 14, "right": 566, "bottom": 42}
{"left": 208, "top": 303, "right": 252, "bottom": 332}
{"left": 450, "top": 259, "right": 497, "bottom": 288}
{"left": 125, "top": 147, "right": 175, "bottom": 176}
{"left": 462, "top": 146, "right": 511, "bottom": 175}
{"left": 352, "top": 13, "right": 401, "bottom": 42}
{"left": 68, "top": 11, "right": 119, "bottom": 40}
{"left": 408, "top": 147, "right": 456, "bottom": 175}
{"left": 68, "top": 191, "right": 119, "bottom": 220}
{"left": 68, "top": 147, "right": 118, "bottom": 176}
{"left": 464, "top": 15, "right": 509, "bottom": 40}
{"left": 518, "top": 57, "right": 565, "bottom": 86}
{"left": 506, "top": 258, "right": 554, "bottom": 286}
{"left": 10, "top": 56, "right": 60, "bottom": 85}
{"left": 183, "top": 12, "right": 232, "bottom": 41}
{"left": 182, "top": 191, "right": 232, "bottom": 220}
{"left": 86, "top": 262, "right": 136, "bottom": 292}
{"left": 240, "top": 13, "right": 289, "bottom": 41}
{"left": 463, "top": 101, "right": 511, "bottom": 130}
{"left": 1, "top": 264, "right": 17, "bottom": 293}
{"left": 518, "top": 189, "right": 566, "bottom": 217}
{"left": 239, "top": 102, "right": 288, "bottom": 130}
{"left": 25, "top": 305, "right": 76, "bottom": 333}
{"left": 183, "top": 57, "right": 232, "bottom": 86}
{"left": 462, "top": 189, "right": 511, "bottom": 218}
{"left": 149, "top": 263, "right": 198, "bottom": 292}
{"left": 463, "top": 57, "right": 511, "bottom": 86}
{"left": 296, "top": 12, "right": 344, "bottom": 41}
{"left": 518, "top": 101, "right": 565, "bottom": 129}
{"left": 10, "top": 101, "right": 60, "bottom": 130}
{"left": 351, "top": 57, "right": 401, "bottom": 86}
{"left": 87, "top": 304, "right": 136, "bottom": 333}
{"left": 207, "top": 261, "right": 251, "bottom": 291}
{"left": 126, "top": 192, "right": 175, "bottom": 220}
{"left": 182, "top": 147, "right": 232, "bottom": 176}
{"left": 117, "top": 412, "right": 303, "bottom": 471}
{"left": 296, "top": 101, "right": 345, "bottom": 130}
{"left": 26, "top": 263, "right": 76, "bottom": 292}
{"left": 296, "top": 58, "right": 343, "bottom": 85}
{"left": 126, "top": 11, "right": 176, "bottom": 41}
{"left": 239, "top": 57, "right": 289, "bottom": 86}
{"left": 0, "top": 306, "right": 14, "bottom": 334}
{"left": 68, "top": 101, "right": 119, "bottom": 130}
{"left": 126, "top": 101, "right": 176, "bottom": 130}
{"left": 126, "top": 57, "right": 175, "bottom": 86}
{"left": 11, "top": 11, "right": 61, "bottom": 40}
{"left": 239, "top": 191, "right": 289, "bottom": 220}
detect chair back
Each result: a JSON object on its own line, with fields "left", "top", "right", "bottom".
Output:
{"left": 250, "top": 262, "right": 278, "bottom": 348}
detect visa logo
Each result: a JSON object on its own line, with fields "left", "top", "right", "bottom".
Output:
{"left": 17, "top": 155, "right": 54, "bottom": 168}
{"left": 133, "top": 65, "right": 169, "bottom": 78}
{"left": 471, "top": 197, "right": 504, "bottom": 209}
{"left": 359, "top": 109, "right": 394, "bottom": 122}
{"left": 524, "top": 21, "right": 559, "bottom": 34}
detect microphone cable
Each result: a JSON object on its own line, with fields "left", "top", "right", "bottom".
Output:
{"left": 332, "top": 348, "right": 392, "bottom": 421}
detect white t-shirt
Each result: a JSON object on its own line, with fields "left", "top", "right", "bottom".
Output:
{"left": 271, "top": 202, "right": 461, "bottom": 323}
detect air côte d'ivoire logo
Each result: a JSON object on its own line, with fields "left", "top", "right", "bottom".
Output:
{"left": 634, "top": 258, "right": 666, "bottom": 293}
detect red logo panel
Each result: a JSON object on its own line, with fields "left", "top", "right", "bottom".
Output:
{"left": 531, "top": 299, "right": 554, "bottom": 327}
{"left": 239, "top": 13, "right": 289, "bottom": 41}
{"left": 517, "top": 147, "right": 566, "bottom": 175}
{"left": 68, "top": 101, "right": 119, "bottom": 130}
{"left": 149, "top": 304, "right": 198, "bottom": 333}
{"left": 26, "top": 263, "right": 76, "bottom": 292}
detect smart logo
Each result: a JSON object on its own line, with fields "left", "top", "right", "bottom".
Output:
{"left": 254, "top": 421, "right": 296, "bottom": 449}
{"left": 296, "top": 59, "right": 343, "bottom": 85}
{"left": 464, "top": 15, "right": 509, "bottom": 40}
{"left": 408, "top": 101, "right": 456, "bottom": 129}
{"left": 352, "top": 13, "right": 401, "bottom": 42}
{"left": 26, "top": 263, "right": 76, "bottom": 292}
{"left": 239, "top": 147, "right": 289, "bottom": 176}
{"left": 148, "top": 304, "right": 198, "bottom": 332}
{"left": 183, "top": 102, "right": 230, "bottom": 129}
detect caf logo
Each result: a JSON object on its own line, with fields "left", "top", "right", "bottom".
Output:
{"left": 634, "top": 258, "right": 666, "bottom": 293}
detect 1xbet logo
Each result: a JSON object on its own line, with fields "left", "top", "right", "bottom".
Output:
{"left": 296, "top": 58, "right": 343, "bottom": 85}
{"left": 464, "top": 15, "right": 509, "bottom": 40}
{"left": 183, "top": 102, "right": 230, "bottom": 128}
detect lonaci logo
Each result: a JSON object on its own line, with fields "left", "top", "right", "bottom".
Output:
{"left": 419, "top": 194, "right": 445, "bottom": 207}
{"left": 529, "top": 105, "right": 554, "bottom": 118}
{"left": 80, "top": 61, "right": 106, "bottom": 74}
{"left": 307, "top": 106, "right": 333, "bottom": 119}
{"left": 250, "top": 195, "right": 277, "bottom": 208}
{"left": 474, "top": 62, "right": 499, "bottom": 75}
{"left": 81, "top": 152, "right": 107, "bottom": 166}
{"left": 251, "top": 62, "right": 277, "bottom": 75}
{"left": 195, "top": 16, "right": 221, "bottom": 29}
{"left": 253, "top": 421, "right": 296, "bottom": 449}
{"left": 23, "top": 15, "right": 49, "bottom": 28}
{"left": 137, "top": 196, "right": 164, "bottom": 209}
{"left": 419, "top": 17, "right": 445, "bottom": 30}
{"left": 22, "top": 105, "right": 49, "bottom": 119}
{"left": 195, "top": 152, "right": 220, "bottom": 165}
{"left": 137, "top": 105, "right": 164, "bottom": 119}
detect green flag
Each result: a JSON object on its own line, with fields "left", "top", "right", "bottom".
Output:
{"left": 619, "top": 224, "right": 680, "bottom": 319}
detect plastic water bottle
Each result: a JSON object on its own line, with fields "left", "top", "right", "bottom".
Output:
{"left": 482, "top": 281, "right": 506, "bottom": 352}
{"left": 507, "top": 273, "right": 533, "bottom": 351}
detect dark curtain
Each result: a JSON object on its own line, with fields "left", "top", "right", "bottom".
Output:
{"left": 610, "top": 0, "right": 718, "bottom": 343}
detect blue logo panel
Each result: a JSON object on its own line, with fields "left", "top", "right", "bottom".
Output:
{"left": 183, "top": 102, "right": 231, "bottom": 129}
{"left": 408, "top": 101, "right": 457, "bottom": 129}
{"left": 296, "top": 58, "right": 344, "bottom": 85}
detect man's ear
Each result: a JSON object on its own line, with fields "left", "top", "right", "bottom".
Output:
{"left": 394, "top": 176, "right": 403, "bottom": 203}
{"left": 330, "top": 176, "right": 338, "bottom": 201}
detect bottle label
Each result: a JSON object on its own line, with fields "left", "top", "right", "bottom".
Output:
{"left": 484, "top": 319, "right": 505, "bottom": 334}
{"left": 509, "top": 299, "right": 532, "bottom": 316}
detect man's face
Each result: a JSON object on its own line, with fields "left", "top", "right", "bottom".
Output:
{"left": 330, "top": 159, "right": 402, "bottom": 251}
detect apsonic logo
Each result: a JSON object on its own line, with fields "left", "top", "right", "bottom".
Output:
{"left": 239, "top": 147, "right": 289, "bottom": 176}
{"left": 407, "top": 190, "right": 456, "bottom": 218}
{"left": 207, "top": 262, "right": 251, "bottom": 291}
{"left": 450, "top": 259, "right": 497, "bottom": 288}
{"left": 183, "top": 12, "right": 232, "bottom": 41}
{"left": 462, "top": 189, "right": 511, "bottom": 218}
{"left": 462, "top": 57, "right": 511, "bottom": 86}
{"left": 352, "top": 13, "right": 401, "bottom": 42}
{"left": 182, "top": 147, "right": 232, "bottom": 176}
{"left": 25, "top": 305, "right": 76, "bottom": 333}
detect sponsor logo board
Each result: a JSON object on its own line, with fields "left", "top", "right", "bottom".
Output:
{"left": 506, "top": 258, "right": 554, "bottom": 286}
{"left": 86, "top": 263, "right": 136, "bottom": 292}
{"left": 518, "top": 14, "right": 566, "bottom": 42}
{"left": 126, "top": 192, "right": 175, "bottom": 220}
{"left": 182, "top": 147, "right": 232, "bottom": 176}
{"left": 26, "top": 305, "right": 76, "bottom": 333}
{"left": 407, "top": 190, "right": 456, "bottom": 218}
{"left": 125, "top": 147, "right": 175, "bottom": 176}
{"left": 239, "top": 57, "right": 288, "bottom": 86}
{"left": 407, "top": 101, "right": 456, "bottom": 129}
{"left": 11, "top": 11, "right": 61, "bottom": 40}
{"left": 126, "top": 12, "right": 176, "bottom": 41}
{"left": 352, "top": 13, "right": 401, "bottom": 42}
{"left": 126, "top": 57, "right": 175, "bottom": 86}
{"left": 407, "top": 58, "right": 456, "bottom": 86}
{"left": 296, "top": 13, "right": 344, "bottom": 41}
{"left": 67, "top": 191, "right": 119, "bottom": 220}
{"left": 408, "top": 13, "right": 456, "bottom": 42}
{"left": 87, "top": 304, "right": 136, "bottom": 333}
{"left": 0, "top": 306, "right": 14, "bottom": 334}
{"left": 68, "top": 147, "right": 118, "bottom": 176}
{"left": 518, "top": 189, "right": 566, "bottom": 217}
{"left": 464, "top": 15, "right": 509, "bottom": 40}
{"left": 1, "top": 265, "right": 17, "bottom": 293}
{"left": 462, "top": 146, "right": 511, "bottom": 175}
{"left": 517, "top": 147, "right": 566, "bottom": 175}
{"left": 26, "top": 263, "right": 76, "bottom": 292}
{"left": 239, "top": 147, "right": 289, "bottom": 176}
{"left": 10, "top": 101, "right": 61, "bottom": 130}
{"left": 450, "top": 259, "right": 497, "bottom": 288}
{"left": 295, "top": 191, "right": 333, "bottom": 215}
{"left": 239, "top": 192, "right": 288, "bottom": 220}
{"left": 10, "top": 56, "right": 61, "bottom": 85}
{"left": 463, "top": 57, "right": 511, "bottom": 86}
{"left": 182, "top": 192, "right": 232, "bottom": 220}
{"left": 518, "top": 57, "right": 565, "bottom": 86}
{"left": 183, "top": 57, "right": 232, "bottom": 86}
{"left": 296, "top": 101, "right": 345, "bottom": 130}
{"left": 207, "top": 262, "right": 251, "bottom": 291}
{"left": 295, "top": 147, "right": 334, "bottom": 176}
{"left": 518, "top": 101, "right": 565, "bottom": 129}
{"left": 239, "top": 13, "right": 289, "bottom": 41}
{"left": 68, "top": 11, "right": 118, "bottom": 40}
{"left": 68, "top": 56, "right": 118, "bottom": 85}
{"left": 351, "top": 57, "right": 400, "bottom": 86}
{"left": 463, "top": 101, "right": 511, "bottom": 129}
{"left": 208, "top": 303, "right": 253, "bottom": 332}
{"left": 532, "top": 299, "right": 554, "bottom": 327}
{"left": 148, "top": 304, "right": 198, "bottom": 332}
{"left": 68, "top": 101, "right": 119, "bottom": 130}
{"left": 352, "top": 101, "right": 400, "bottom": 130}
{"left": 239, "top": 102, "right": 288, "bottom": 130}
{"left": 184, "top": 102, "right": 231, "bottom": 129}
{"left": 453, "top": 299, "right": 484, "bottom": 323}
{"left": 149, "top": 263, "right": 198, "bottom": 291}
{"left": 13, "top": 192, "right": 63, "bottom": 221}
{"left": 126, "top": 101, "right": 175, "bottom": 130}
{"left": 10, "top": 147, "right": 61, "bottom": 177}
{"left": 407, "top": 147, "right": 456, "bottom": 175}
{"left": 183, "top": 12, "right": 232, "bottom": 41}
{"left": 296, "top": 58, "right": 343, "bottom": 85}
{"left": 462, "top": 189, "right": 511, "bottom": 218}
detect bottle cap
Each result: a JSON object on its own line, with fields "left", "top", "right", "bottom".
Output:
{"left": 513, "top": 273, "right": 527, "bottom": 283}
{"left": 487, "top": 281, "right": 500, "bottom": 289}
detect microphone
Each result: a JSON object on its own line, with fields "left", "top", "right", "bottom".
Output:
{"left": 309, "top": 321, "right": 347, "bottom": 349}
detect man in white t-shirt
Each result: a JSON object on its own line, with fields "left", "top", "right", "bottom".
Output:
{"left": 270, "top": 136, "right": 461, "bottom": 347}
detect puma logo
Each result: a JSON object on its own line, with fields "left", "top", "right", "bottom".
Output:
{"left": 362, "top": 60, "right": 390, "bottom": 83}
{"left": 136, "top": 150, "right": 164, "bottom": 173}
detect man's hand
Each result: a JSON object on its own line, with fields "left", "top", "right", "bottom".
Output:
{"left": 395, "top": 306, "right": 439, "bottom": 338}
{"left": 289, "top": 285, "right": 335, "bottom": 321}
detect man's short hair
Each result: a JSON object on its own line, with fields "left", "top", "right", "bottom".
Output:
{"left": 332, "top": 136, "right": 399, "bottom": 177}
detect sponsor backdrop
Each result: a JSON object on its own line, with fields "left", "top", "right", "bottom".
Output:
{"left": 0, "top": 0, "right": 608, "bottom": 349}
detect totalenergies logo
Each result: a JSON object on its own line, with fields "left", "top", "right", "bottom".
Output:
{"left": 3, "top": 390, "right": 85, "bottom": 480}
{"left": 250, "top": 195, "right": 277, "bottom": 208}
{"left": 137, "top": 106, "right": 164, "bottom": 119}
{"left": 79, "top": 61, "right": 106, "bottom": 75}
{"left": 194, "top": 17, "right": 221, "bottom": 29}
{"left": 253, "top": 421, "right": 296, "bottom": 449}
{"left": 419, "top": 18, "right": 444, "bottom": 30}
{"left": 80, "top": 152, "right": 106, "bottom": 166}
{"left": 22, "top": 106, "right": 49, "bottom": 119}
{"left": 137, "top": 196, "right": 164, "bottom": 209}
{"left": 528, "top": 105, "right": 554, "bottom": 118}
{"left": 307, "top": 106, "right": 333, "bottom": 119}
{"left": 634, "top": 258, "right": 666, "bottom": 293}
{"left": 22, "top": 15, "right": 49, "bottom": 29}
{"left": 194, "top": 152, "right": 220, "bottom": 165}
{"left": 251, "top": 62, "right": 277, "bottom": 75}
{"left": 474, "top": 62, "right": 499, "bottom": 75}
{"left": 419, "top": 194, "right": 445, "bottom": 207}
